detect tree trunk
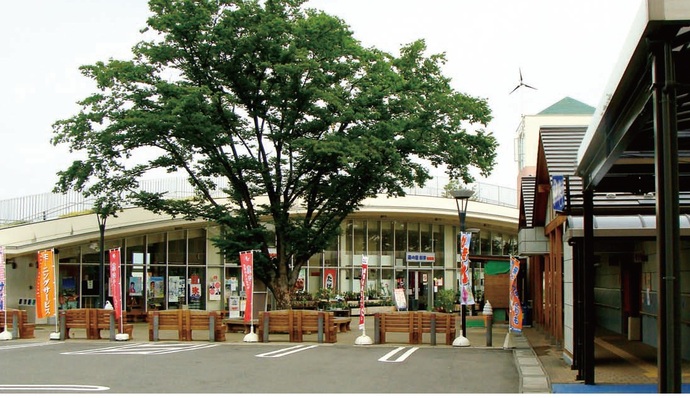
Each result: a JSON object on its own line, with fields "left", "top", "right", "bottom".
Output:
{"left": 271, "top": 276, "right": 293, "bottom": 310}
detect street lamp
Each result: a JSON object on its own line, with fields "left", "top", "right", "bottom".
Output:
{"left": 451, "top": 189, "right": 474, "bottom": 347}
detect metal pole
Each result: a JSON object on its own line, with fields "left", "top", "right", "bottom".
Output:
{"left": 460, "top": 211, "right": 467, "bottom": 339}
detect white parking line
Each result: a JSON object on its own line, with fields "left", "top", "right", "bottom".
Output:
{"left": 62, "top": 342, "right": 218, "bottom": 355}
{"left": 0, "top": 384, "right": 109, "bottom": 391}
{"left": 378, "top": 346, "right": 419, "bottom": 362}
{"left": 0, "top": 341, "right": 64, "bottom": 350}
{"left": 256, "top": 345, "right": 318, "bottom": 358}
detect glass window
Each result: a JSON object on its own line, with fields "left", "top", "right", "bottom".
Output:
{"left": 148, "top": 233, "right": 166, "bottom": 264}
{"left": 167, "top": 266, "right": 187, "bottom": 309}
{"left": 59, "top": 246, "right": 80, "bottom": 264}
{"left": 407, "top": 222, "right": 419, "bottom": 252}
{"left": 492, "top": 232, "right": 503, "bottom": 256}
{"left": 480, "top": 231, "right": 491, "bottom": 255}
{"left": 433, "top": 224, "right": 444, "bottom": 267}
{"left": 146, "top": 265, "right": 166, "bottom": 310}
{"left": 353, "top": 220, "right": 365, "bottom": 255}
{"left": 188, "top": 267, "right": 206, "bottom": 309}
{"left": 394, "top": 222, "right": 407, "bottom": 266}
{"left": 81, "top": 265, "right": 101, "bottom": 308}
{"left": 469, "top": 230, "right": 480, "bottom": 255}
{"left": 168, "top": 230, "right": 186, "bottom": 265}
{"left": 58, "top": 264, "right": 80, "bottom": 309}
{"left": 324, "top": 238, "right": 338, "bottom": 268}
{"left": 127, "top": 236, "right": 146, "bottom": 265}
{"left": 188, "top": 229, "right": 206, "bottom": 265}
{"left": 504, "top": 235, "right": 517, "bottom": 256}
{"left": 381, "top": 221, "right": 393, "bottom": 257}
{"left": 367, "top": 220, "right": 380, "bottom": 254}
{"left": 420, "top": 223, "right": 432, "bottom": 252}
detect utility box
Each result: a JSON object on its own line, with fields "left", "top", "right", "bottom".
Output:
{"left": 628, "top": 316, "right": 641, "bottom": 341}
{"left": 18, "top": 298, "right": 39, "bottom": 324}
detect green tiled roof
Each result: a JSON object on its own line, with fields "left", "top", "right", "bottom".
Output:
{"left": 538, "top": 97, "right": 595, "bottom": 115}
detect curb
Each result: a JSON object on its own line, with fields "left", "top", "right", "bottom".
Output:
{"left": 511, "top": 332, "right": 551, "bottom": 394}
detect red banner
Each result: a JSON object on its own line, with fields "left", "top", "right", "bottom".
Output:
{"left": 36, "top": 249, "right": 56, "bottom": 319}
{"left": 509, "top": 256, "right": 523, "bottom": 332}
{"left": 109, "top": 248, "right": 122, "bottom": 320}
{"left": 240, "top": 251, "right": 254, "bottom": 323}
{"left": 359, "top": 257, "right": 368, "bottom": 330}
{"left": 323, "top": 268, "right": 336, "bottom": 290}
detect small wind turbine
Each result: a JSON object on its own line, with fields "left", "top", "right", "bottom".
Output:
{"left": 509, "top": 68, "right": 537, "bottom": 95}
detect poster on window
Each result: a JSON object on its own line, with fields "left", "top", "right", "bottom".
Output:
{"left": 229, "top": 295, "right": 240, "bottom": 318}
{"left": 323, "top": 268, "right": 336, "bottom": 290}
{"left": 208, "top": 275, "right": 222, "bottom": 301}
{"left": 148, "top": 276, "right": 164, "bottom": 299}
{"left": 168, "top": 276, "right": 183, "bottom": 303}
{"left": 129, "top": 276, "right": 143, "bottom": 296}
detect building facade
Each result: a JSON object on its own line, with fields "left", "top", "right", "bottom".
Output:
{"left": 0, "top": 188, "right": 518, "bottom": 324}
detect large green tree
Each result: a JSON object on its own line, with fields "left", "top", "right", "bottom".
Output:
{"left": 51, "top": 0, "right": 497, "bottom": 309}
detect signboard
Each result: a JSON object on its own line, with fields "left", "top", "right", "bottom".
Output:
{"left": 406, "top": 252, "right": 436, "bottom": 262}
{"left": 394, "top": 288, "right": 407, "bottom": 311}
{"left": 551, "top": 175, "right": 565, "bottom": 212}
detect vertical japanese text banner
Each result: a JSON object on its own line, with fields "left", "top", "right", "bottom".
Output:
{"left": 240, "top": 251, "right": 254, "bottom": 323}
{"left": 109, "top": 248, "right": 122, "bottom": 320}
{"left": 36, "top": 249, "right": 56, "bottom": 319}
{"left": 359, "top": 257, "right": 368, "bottom": 330}
{"left": 509, "top": 255, "right": 523, "bottom": 332}
{"left": 460, "top": 232, "right": 475, "bottom": 305}
{"left": 0, "top": 246, "right": 5, "bottom": 311}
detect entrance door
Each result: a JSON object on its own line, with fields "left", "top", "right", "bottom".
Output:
{"left": 408, "top": 271, "right": 431, "bottom": 311}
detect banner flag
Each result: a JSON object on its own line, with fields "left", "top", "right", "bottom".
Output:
{"left": 36, "top": 249, "right": 56, "bottom": 319}
{"left": 109, "top": 248, "right": 122, "bottom": 320}
{"left": 0, "top": 246, "right": 5, "bottom": 311}
{"left": 240, "top": 251, "right": 254, "bottom": 323}
{"left": 459, "top": 232, "right": 475, "bottom": 305}
{"left": 359, "top": 257, "right": 368, "bottom": 330}
{"left": 509, "top": 256, "right": 524, "bottom": 332}
{"left": 323, "top": 268, "right": 336, "bottom": 290}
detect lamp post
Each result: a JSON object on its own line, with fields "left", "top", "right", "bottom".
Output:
{"left": 452, "top": 189, "right": 474, "bottom": 347}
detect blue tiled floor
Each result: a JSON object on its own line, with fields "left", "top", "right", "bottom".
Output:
{"left": 552, "top": 383, "right": 690, "bottom": 394}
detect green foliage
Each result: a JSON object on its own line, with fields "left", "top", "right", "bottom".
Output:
{"left": 50, "top": 0, "right": 497, "bottom": 309}
{"left": 434, "top": 289, "right": 458, "bottom": 313}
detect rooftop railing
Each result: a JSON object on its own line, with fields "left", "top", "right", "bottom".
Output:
{"left": 0, "top": 176, "right": 516, "bottom": 227}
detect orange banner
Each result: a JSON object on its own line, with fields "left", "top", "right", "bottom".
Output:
{"left": 36, "top": 249, "right": 56, "bottom": 319}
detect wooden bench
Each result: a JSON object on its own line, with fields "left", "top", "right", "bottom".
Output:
{"left": 334, "top": 317, "right": 351, "bottom": 332}
{"left": 148, "top": 310, "right": 185, "bottom": 341}
{"left": 258, "top": 310, "right": 295, "bottom": 342}
{"left": 185, "top": 310, "right": 226, "bottom": 342}
{"left": 93, "top": 309, "right": 134, "bottom": 340}
{"left": 60, "top": 308, "right": 96, "bottom": 339}
{"left": 294, "top": 310, "right": 337, "bottom": 343}
{"left": 374, "top": 312, "right": 416, "bottom": 344}
{"left": 0, "top": 309, "right": 35, "bottom": 339}
{"left": 415, "top": 311, "right": 457, "bottom": 346}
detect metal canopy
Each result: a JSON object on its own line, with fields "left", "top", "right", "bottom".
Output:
{"left": 572, "top": 0, "right": 690, "bottom": 391}
{"left": 576, "top": 2, "right": 690, "bottom": 193}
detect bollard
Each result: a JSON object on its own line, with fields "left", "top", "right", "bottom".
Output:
{"left": 483, "top": 300, "right": 493, "bottom": 347}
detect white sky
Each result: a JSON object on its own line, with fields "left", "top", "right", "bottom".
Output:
{"left": 0, "top": 0, "right": 644, "bottom": 201}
